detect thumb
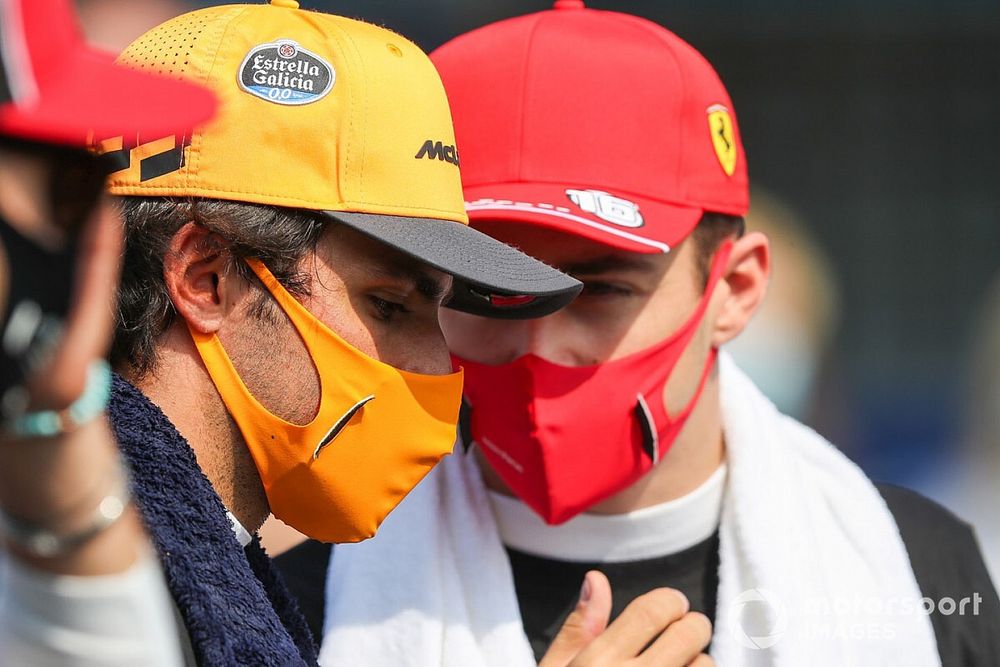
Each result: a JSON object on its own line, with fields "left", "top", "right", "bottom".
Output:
{"left": 539, "top": 570, "right": 612, "bottom": 667}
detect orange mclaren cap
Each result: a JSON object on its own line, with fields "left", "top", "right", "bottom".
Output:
{"left": 103, "top": 0, "right": 581, "bottom": 319}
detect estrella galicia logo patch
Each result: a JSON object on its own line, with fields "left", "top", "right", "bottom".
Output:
{"left": 238, "top": 40, "right": 334, "bottom": 106}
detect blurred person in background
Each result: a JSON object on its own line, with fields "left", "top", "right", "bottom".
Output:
{"left": 96, "top": 2, "right": 581, "bottom": 665}
{"left": 928, "top": 275, "right": 1000, "bottom": 589}
{"left": 0, "top": 0, "right": 214, "bottom": 663}
{"left": 301, "top": 3, "right": 1000, "bottom": 666}
{"left": 76, "top": 0, "right": 189, "bottom": 51}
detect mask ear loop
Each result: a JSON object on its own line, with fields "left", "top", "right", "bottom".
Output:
{"left": 634, "top": 239, "right": 734, "bottom": 462}
{"left": 634, "top": 354, "right": 718, "bottom": 464}
{"left": 243, "top": 257, "right": 339, "bottom": 422}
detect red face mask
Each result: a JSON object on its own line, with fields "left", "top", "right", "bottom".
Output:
{"left": 454, "top": 242, "right": 732, "bottom": 525}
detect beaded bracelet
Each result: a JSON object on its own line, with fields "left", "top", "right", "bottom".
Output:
{"left": 4, "top": 360, "right": 112, "bottom": 438}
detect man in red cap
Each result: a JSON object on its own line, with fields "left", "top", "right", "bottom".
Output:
{"left": 0, "top": 0, "right": 215, "bottom": 662}
{"left": 308, "top": 3, "right": 1000, "bottom": 666}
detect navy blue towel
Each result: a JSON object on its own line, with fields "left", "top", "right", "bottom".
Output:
{"left": 108, "top": 375, "right": 318, "bottom": 666}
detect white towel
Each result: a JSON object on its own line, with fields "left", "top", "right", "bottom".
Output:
{"left": 320, "top": 354, "right": 941, "bottom": 666}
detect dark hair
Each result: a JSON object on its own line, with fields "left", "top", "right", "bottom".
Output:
{"left": 690, "top": 211, "right": 745, "bottom": 286}
{"left": 112, "top": 197, "right": 326, "bottom": 377}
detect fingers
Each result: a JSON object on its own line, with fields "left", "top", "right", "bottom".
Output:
{"left": 572, "top": 588, "right": 690, "bottom": 663}
{"left": 578, "top": 571, "right": 613, "bottom": 638}
{"left": 687, "top": 653, "right": 714, "bottom": 667}
{"left": 66, "top": 198, "right": 122, "bottom": 359}
{"left": 28, "top": 199, "right": 122, "bottom": 408}
{"left": 539, "top": 570, "right": 613, "bottom": 667}
{"left": 637, "top": 611, "right": 712, "bottom": 666}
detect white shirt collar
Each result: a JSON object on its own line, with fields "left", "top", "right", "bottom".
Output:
{"left": 226, "top": 511, "right": 253, "bottom": 548}
{"left": 487, "top": 463, "right": 727, "bottom": 563}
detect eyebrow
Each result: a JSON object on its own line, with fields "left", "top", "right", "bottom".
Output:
{"left": 368, "top": 263, "right": 453, "bottom": 303}
{"left": 561, "top": 255, "right": 657, "bottom": 276}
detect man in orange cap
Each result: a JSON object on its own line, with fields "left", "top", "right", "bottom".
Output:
{"left": 97, "top": 1, "right": 580, "bottom": 665}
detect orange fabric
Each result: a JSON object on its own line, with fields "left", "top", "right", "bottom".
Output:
{"left": 190, "top": 259, "right": 463, "bottom": 543}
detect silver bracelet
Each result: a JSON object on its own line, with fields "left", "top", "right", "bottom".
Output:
{"left": 0, "top": 463, "right": 132, "bottom": 558}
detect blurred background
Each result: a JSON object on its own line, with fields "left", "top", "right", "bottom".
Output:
{"left": 76, "top": 0, "right": 1000, "bottom": 581}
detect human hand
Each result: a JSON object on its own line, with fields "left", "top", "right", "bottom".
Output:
{"left": 0, "top": 141, "right": 118, "bottom": 407}
{"left": 539, "top": 571, "right": 714, "bottom": 667}
{"left": 0, "top": 144, "right": 137, "bottom": 575}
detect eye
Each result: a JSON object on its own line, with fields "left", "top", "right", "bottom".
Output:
{"left": 579, "top": 281, "right": 633, "bottom": 298}
{"left": 370, "top": 295, "right": 411, "bottom": 322}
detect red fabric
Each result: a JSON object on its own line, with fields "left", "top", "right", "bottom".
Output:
{"left": 432, "top": 1, "right": 749, "bottom": 252}
{"left": 0, "top": 0, "right": 215, "bottom": 145}
{"left": 455, "top": 242, "right": 732, "bottom": 524}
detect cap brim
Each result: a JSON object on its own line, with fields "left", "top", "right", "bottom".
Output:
{"left": 463, "top": 182, "right": 704, "bottom": 254}
{"left": 0, "top": 46, "right": 216, "bottom": 146}
{"left": 324, "top": 211, "right": 582, "bottom": 319}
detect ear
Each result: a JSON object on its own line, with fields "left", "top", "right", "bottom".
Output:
{"left": 162, "top": 222, "right": 241, "bottom": 335}
{"left": 710, "top": 231, "right": 770, "bottom": 346}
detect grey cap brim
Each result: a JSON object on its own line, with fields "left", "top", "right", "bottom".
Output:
{"left": 323, "top": 211, "right": 582, "bottom": 319}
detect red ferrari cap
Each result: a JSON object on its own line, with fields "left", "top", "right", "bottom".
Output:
{"left": 0, "top": 0, "right": 216, "bottom": 146}
{"left": 431, "top": 1, "right": 749, "bottom": 254}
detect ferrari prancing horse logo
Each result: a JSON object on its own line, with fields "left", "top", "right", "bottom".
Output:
{"left": 707, "top": 104, "right": 737, "bottom": 177}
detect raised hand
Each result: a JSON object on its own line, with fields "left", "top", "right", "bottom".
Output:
{"left": 540, "top": 571, "right": 714, "bottom": 667}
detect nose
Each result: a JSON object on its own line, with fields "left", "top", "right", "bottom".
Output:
{"left": 513, "top": 313, "right": 583, "bottom": 366}
{"left": 441, "top": 309, "right": 588, "bottom": 366}
{"left": 400, "top": 321, "right": 456, "bottom": 375}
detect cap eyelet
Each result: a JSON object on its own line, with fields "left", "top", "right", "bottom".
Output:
{"left": 386, "top": 43, "right": 403, "bottom": 57}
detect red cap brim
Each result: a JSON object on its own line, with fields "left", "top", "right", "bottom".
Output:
{"left": 0, "top": 46, "right": 216, "bottom": 146}
{"left": 463, "top": 182, "right": 703, "bottom": 255}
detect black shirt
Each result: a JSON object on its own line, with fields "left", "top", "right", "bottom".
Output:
{"left": 276, "top": 483, "right": 1000, "bottom": 666}
{"left": 506, "top": 532, "right": 720, "bottom": 660}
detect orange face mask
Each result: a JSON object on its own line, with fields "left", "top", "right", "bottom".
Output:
{"left": 189, "top": 259, "right": 464, "bottom": 543}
